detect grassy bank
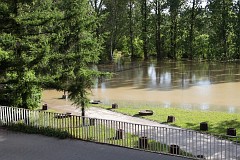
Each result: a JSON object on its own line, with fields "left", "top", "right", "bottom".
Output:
{"left": 98, "top": 104, "right": 240, "bottom": 136}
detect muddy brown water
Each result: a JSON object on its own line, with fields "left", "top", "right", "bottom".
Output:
{"left": 43, "top": 61, "right": 240, "bottom": 113}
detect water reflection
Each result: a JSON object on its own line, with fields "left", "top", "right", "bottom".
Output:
{"left": 199, "top": 104, "right": 209, "bottom": 110}
{"left": 197, "top": 79, "right": 211, "bottom": 86}
{"left": 91, "top": 61, "right": 240, "bottom": 113}
{"left": 163, "top": 102, "right": 171, "bottom": 108}
{"left": 96, "top": 61, "right": 240, "bottom": 90}
{"left": 228, "top": 106, "right": 236, "bottom": 113}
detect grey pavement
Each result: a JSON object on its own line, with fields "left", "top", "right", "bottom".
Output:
{"left": 0, "top": 128, "right": 188, "bottom": 160}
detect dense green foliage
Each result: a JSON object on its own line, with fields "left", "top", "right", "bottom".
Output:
{"left": 0, "top": 0, "right": 105, "bottom": 110}
{"left": 0, "top": 0, "right": 56, "bottom": 109}
{"left": 91, "top": 0, "right": 240, "bottom": 61}
{"left": 0, "top": 0, "right": 239, "bottom": 109}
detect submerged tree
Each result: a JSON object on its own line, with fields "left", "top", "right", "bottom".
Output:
{"left": 207, "top": 0, "right": 234, "bottom": 60}
{"left": 188, "top": 0, "right": 198, "bottom": 59}
{"left": 141, "top": 0, "right": 149, "bottom": 60}
{"left": 168, "top": 0, "right": 183, "bottom": 59}
{"left": 154, "top": 0, "right": 161, "bottom": 60}
{"left": 233, "top": 1, "right": 240, "bottom": 59}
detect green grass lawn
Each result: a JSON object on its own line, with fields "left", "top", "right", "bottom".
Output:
{"left": 97, "top": 104, "right": 240, "bottom": 136}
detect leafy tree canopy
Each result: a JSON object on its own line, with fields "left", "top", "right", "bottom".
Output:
{"left": 0, "top": 0, "right": 108, "bottom": 110}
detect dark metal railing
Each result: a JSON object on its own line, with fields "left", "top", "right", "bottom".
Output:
{"left": 1, "top": 106, "right": 240, "bottom": 160}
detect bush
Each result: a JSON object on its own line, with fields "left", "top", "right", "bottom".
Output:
{"left": 5, "top": 123, "right": 69, "bottom": 139}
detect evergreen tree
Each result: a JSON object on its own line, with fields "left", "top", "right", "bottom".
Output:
{"left": 0, "top": 0, "right": 57, "bottom": 109}
{"left": 53, "top": 0, "right": 106, "bottom": 123}
{"left": 0, "top": 0, "right": 106, "bottom": 113}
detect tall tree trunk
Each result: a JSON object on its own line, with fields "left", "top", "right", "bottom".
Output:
{"left": 156, "top": 0, "right": 162, "bottom": 60}
{"left": 129, "top": 0, "right": 134, "bottom": 60}
{"left": 170, "top": 16, "right": 177, "bottom": 59}
{"left": 169, "top": 0, "right": 180, "bottom": 59}
{"left": 81, "top": 93, "right": 86, "bottom": 125}
{"left": 142, "top": 0, "right": 148, "bottom": 60}
{"left": 222, "top": 0, "right": 228, "bottom": 59}
{"left": 236, "top": 1, "right": 240, "bottom": 59}
{"left": 173, "top": 18, "right": 177, "bottom": 59}
{"left": 189, "top": 0, "right": 196, "bottom": 60}
{"left": 109, "top": 0, "right": 117, "bottom": 61}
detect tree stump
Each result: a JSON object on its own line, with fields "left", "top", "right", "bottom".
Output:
{"left": 112, "top": 103, "right": 118, "bottom": 109}
{"left": 200, "top": 122, "right": 208, "bottom": 131}
{"left": 169, "top": 144, "right": 180, "bottom": 155}
{"left": 227, "top": 128, "right": 236, "bottom": 136}
{"left": 115, "top": 129, "right": 124, "bottom": 139}
{"left": 42, "top": 104, "right": 48, "bottom": 110}
{"left": 167, "top": 116, "right": 175, "bottom": 123}
{"left": 138, "top": 137, "right": 148, "bottom": 149}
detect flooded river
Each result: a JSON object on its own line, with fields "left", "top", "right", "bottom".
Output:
{"left": 89, "top": 61, "right": 240, "bottom": 113}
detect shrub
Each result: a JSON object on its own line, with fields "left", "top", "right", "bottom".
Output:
{"left": 5, "top": 123, "right": 69, "bottom": 139}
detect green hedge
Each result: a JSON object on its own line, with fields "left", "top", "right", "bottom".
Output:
{"left": 3, "top": 123, "right": 69, "bottom": 139}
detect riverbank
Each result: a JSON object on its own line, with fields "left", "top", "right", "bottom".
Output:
{"left": 38, "top": 89, "right": 240, "bottom": 159}
{"left": 41, "top": 90, "right": 240, "bottom": 136}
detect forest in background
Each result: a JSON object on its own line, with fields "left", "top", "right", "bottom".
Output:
{"left": 94, "top": 0, "right": 240, "bottom": 61}
{"left": 0, "top": 0, "right": 240, "bottom": 110}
